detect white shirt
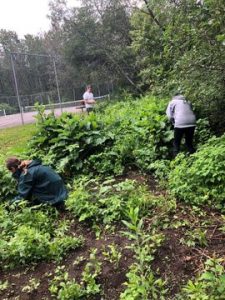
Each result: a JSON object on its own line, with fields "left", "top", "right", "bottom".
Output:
{"left": 83, "top": 91, "right": 94, "bottom": 108}
{"left": 166, "top": 95, "right": 196, "bottom": 128}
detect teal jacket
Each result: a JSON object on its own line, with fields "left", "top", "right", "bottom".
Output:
{"left": 13, "top": 160, "right": 67, "bottom": 205}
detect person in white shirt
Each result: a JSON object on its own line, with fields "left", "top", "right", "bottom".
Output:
{"left": 83, "top": 85, "right": 96, "bottom": 113}
{"left": 166, "top": 93, "right": 196, "bottom": 157}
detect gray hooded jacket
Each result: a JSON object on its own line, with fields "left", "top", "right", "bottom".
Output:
{"left": 166, "top": 95, "right": 196, "bottom": 128}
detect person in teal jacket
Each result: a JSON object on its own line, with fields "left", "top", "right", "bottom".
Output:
{"left": 6, "top": 157, "right": 68, "bottom": 209}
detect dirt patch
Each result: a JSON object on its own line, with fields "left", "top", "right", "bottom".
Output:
{"left": 117, "top": 170, "right": 158, "bottom": 192}
{"left": 151, "top": 204, "right": 225, "bottom": 297}
{"left": 0, "top": 217, "right": 134, "bottom": 300}
{"left": 152, "top": 228, "right": 198, "bottom": 296}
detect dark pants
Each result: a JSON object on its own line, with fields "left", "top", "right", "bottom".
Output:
{"left": 174, "top": 126, "right": 195, "bottom": 156}
{"left": 32, "top": 199, "right": 66, "bottom": 212}
{"left": 86, "top": 107, "right": 94, "bottom": 114}
{"left": 52, "top": 201, "right": 66, "bottom": 212}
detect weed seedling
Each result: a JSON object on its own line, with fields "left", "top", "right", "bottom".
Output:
{"left": 0, "top": 280, "right": 9, "bottom": 292}
{"left": 102, "top": 243, "right": 122, "bottom": 267}
{"left": 180, "top": 228, "right": 208, "bottom": 247}
{"left": 22, "top": 278, "right": 40, "bottom": 293}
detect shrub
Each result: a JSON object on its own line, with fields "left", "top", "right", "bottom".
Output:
{"left": 28, "top": 96, "right": 173, "bottom": 176}
{"left": 0, "top": 203, "right": 83, "bottom": 267}
{"left": 177, "top": 258, "right": 225, "bottom": 299}
{"left": 0, "top": 164, "right": 16, "bottom": 202}
{"left": 169, "top": 135, "right": 225, "bottom": 207}
{"left": 67, "top": 176, "right": 172, "bottom": 226}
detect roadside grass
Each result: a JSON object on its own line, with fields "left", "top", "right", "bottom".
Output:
{"left": 0, "top": 124, "right": 36, "bottom": 162}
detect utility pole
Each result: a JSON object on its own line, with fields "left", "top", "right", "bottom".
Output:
{"left": 73, "top": 88, "right": 76, "bottom": 101}
{"left": 52, "top": 57, "right": 62, "bottom": 112}
{"left": 10, "top": 53, "right": 24, "bottom": 125}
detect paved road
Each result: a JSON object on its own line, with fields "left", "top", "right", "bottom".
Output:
{"left": 0, "top": 107, "right": 83, "bottom": 129}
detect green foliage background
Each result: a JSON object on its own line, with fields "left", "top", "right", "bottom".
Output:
{"left": 28, "top": 96, "right": 173, "bottom": 176}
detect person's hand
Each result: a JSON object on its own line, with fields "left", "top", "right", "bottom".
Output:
{"left": 9, "top": 197, "right": 22, "bottom": 205}
{"left": 86, "top": 99, "right": 96, "bottom": 104}
{"left": 19, "top": 160, "right": 32, "bottom": 169}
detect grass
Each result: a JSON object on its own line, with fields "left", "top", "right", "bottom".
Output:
{"left": 0, "top": 124, "right": 36, "bottom": 162}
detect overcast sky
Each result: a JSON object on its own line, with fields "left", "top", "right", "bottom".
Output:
{"left": 0, "top": 0, "right": 81, "bottom": 38}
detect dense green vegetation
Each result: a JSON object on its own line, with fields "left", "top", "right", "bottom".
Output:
{"left": 169, "top": 135, "right": 225, "bottom": 208}
{"left": 0, "top": 204, "right": 83, "bottom": 268}
{"left": 0, "top": 124, "right": 36, "bottom": 201}
{"left": 0, "top": 95, "right": 225, "bottom": 299}
{"left": 28, "top": 96, "right": 173, "bottom": 176}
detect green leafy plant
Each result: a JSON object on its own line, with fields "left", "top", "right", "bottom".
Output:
{"left": 66, "top": 177, "right": 154, "bottom": 225}
{"left": 102, "top": 243, "right": 122, "bottom": 267}
{"left": 81, "top": 248, "right": 102, "bottom": 296}
{"left": 180, "top": 228, "right": 208, "bottom": 248}
{"left": 177, "top": 258, "right": 225, "bottom": 299}
{"left": 22, "top": 278, "right": 40, "bottom": 293}
{"left": 169, "top": 135, "right": 225, "bottom": 207}
{"left": 121, "top": 207, "right": 167, "bottom": 299}
{"left": 49, "top": 266, "right": 85, "bottom": 300}
{"left": 49, "top": 249, "right": 102, "bottom": 299}
{"left": 0, "top": 164, "right": 17, "bottom": 202}
{"left": 0, "top": 280, "right": 9, "bottom": 292}
{"left": 0, "top": 202, "right": 83, "bottom": 268}
{"left": 28, "top": 96, "right": 174, "bottom": 177}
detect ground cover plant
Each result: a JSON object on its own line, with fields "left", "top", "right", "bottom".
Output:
{"left": 169, "top": 134, "right": 225, "bottom": 208}
{"left": 1, "top": 95, "right": 225, "bottom": 299}
{"left": 0, "top": 162, "right": 16, "bottom": 200}
{"left": 67, "top": 177, "right": 158, "bottom": 226}
{"left": 0, "top": 203, "right": 83, "bottom": 268}
{"left": 177, "top": 258, "right": 225, "bottom": 299}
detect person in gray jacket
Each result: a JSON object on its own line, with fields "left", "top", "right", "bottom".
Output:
{"left": 166, "top": 93, "right": 196, "bottom": 157}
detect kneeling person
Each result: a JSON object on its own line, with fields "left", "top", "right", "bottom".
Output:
{"left": 6, "top": 157, "right": 68, "bottom": 209}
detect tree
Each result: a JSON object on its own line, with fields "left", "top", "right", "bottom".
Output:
{"left": 163, "top": 0, "right": 225, "bottom": 131}
{"left": 130, "top": 0, "right": 225, "bottom": 131}
{"left": 62, "top": 0, "right": 139, "bottom": 92}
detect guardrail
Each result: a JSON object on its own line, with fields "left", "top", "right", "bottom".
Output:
{"left": 22, "top": 94, "right": 110, "bottom": 113}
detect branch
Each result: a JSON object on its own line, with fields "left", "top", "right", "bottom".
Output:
{"left": 76, "top": 27, "right": 143, "bottom": 93}
{"left": 143, "top": 0, "right": 164, "bottom": 31}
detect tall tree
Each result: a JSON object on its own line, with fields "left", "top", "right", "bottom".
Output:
{"left": 62, "top": 0, "right": 139, "bottom": 92}
{"left": 131, "top": 0, "right": 225, "bottom": 131}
